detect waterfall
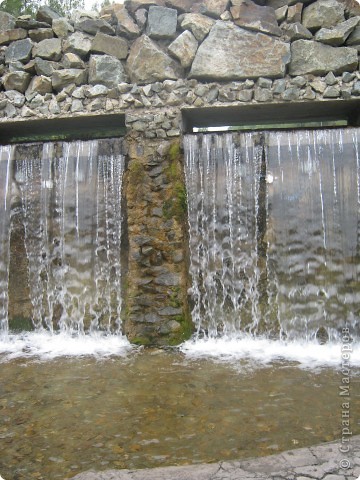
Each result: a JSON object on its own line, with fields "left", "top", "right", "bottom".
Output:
{"left": 1, "top": 139, "right": 124, "bottom": 336}
{"left": 184, "top": 128, "right": 360, "bottom": 342}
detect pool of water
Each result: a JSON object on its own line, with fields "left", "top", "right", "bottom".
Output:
{"left": 1, "top": 345, "right": 359, "bottom": 480}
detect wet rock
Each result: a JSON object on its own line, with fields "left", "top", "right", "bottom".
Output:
{"left": 230, "top": 0, "right": 282, "bottom": 37}
{"left": 168, "top": 30, "right": 198, "bottom": 68}
{"left": 147, "top": 6, "right": 178, "bottom": 39}
{"left": 0, "top": 28, "right": 27, "bottom": 46}
{"left": 32, "top": 38, "right": 62, "bottom": 61}
{"left": 289, "top": 40, "right": 358, "bottom": 75}
{"left": 63, "top": 32, "right": 93, "bottom": 59}
{"left": 190, "top": 21, "right": 290, "bottom": 81}
{"left": 0, "top": 11, "right": 16, "bottom": 31}
{"left": 127, "top": 35, "right": 182, "bottom": 84}
{"left": 52, "top": 18, "right": 74, "bottom": 38}
{"left": 113, "top": 4, "right": 141, "bottom": 39}
{"left": 52, "top": 68, "right": 87, "bottom": 91}
{"left": 89, "top": 54, "right": 128, "bottom": 88}
{"left": 28, "top": 28, "right": 54, "bottom": 42}
{"left": 302, "top": 0, "right": 345, "bottom": 32}
{"left": 3, "top": 70, "right": 31, "bottom": 92}
{"left": 91, "top": 32, "right": 128, "bottom": 59}
{"left": 315, "top": 17, "right": 359, "bottom": 46}
{"left": 180, "top": 13, "right": 215, "bottom": 41}
{"left": 75, "top": 18, "right": 115, "bottom": 36}
{"left": 5, "top": 38, "right": 33, "bottom": 64}
{"left": 36, "top": 6, "right": 61, "bottom": 24}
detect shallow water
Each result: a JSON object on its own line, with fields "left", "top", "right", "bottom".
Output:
{"left": 1, "top": 346, "right": 359, "bottom": 480}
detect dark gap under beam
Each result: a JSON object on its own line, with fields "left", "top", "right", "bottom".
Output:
{"left": 182, "top": 100, "right": 360, "bottom": 133}
{"left": 0, "top": 113, "right": 126, "bottom": 145}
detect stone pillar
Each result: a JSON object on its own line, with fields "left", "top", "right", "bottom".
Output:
{"left": 123, "top": 112, "right": 192, "bottom": 346}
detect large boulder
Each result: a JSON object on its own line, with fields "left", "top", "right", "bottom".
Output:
{"left": 127, "top": 35, "right": 182, "bottom": 83}
{"left": 230, "top": 0, "right": 282, "bottom": 37}
{"left": 146, "top": 6, "right": 177, "bottom": 39}
{"left": 5, "top": 38, "right": 33, "bottom": 64}
{"left": 190, "top": 21, "right": 290, "bottom": 81}
{"left": 289, "top": 39, "right": 358, "bottom": 75}
{"left": 91, "top": 32, "right": 128, "bottom": 59}
{"left": 89, "top": 54, "right": 128, "bottom": 88}
{"left": 168, "top": 30, "right": 198, "bottom": 68}
{"left": 32, "top": 38, "right": 62, "bottom": 61}
{"left": 302, "top": 0, "right": 345, "bottom": 32}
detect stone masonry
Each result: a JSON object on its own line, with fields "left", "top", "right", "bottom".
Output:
{"left": 0, "top": 0, "right": 359, "bottom": 345}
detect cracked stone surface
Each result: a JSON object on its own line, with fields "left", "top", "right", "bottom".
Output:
{"left": 69, "top": 435, "right": 360, "bottom": 480}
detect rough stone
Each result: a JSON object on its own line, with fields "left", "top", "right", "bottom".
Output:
{"left": 36, "top": 6, "right": 61, "bottom": 24}
{"left": 3, "top": 70, "right": 31, "bottom": 92}
{"left": 91, "top": 32, "right": 128, "bottom": 59}
{"left": 25, "top": 75, "right": 52, "bottom": 96}
{"left": 75, "top": 18, "right": 115, "bottom": 36}
{"left": 5, "top": 38, "right": 33, "bottom": 64}
{"left": 0, "top": 11, "right": 16, "bottom": 31}
{"left": 230, "top": 0, "right": 282, "bottom": 36}
{"left": 127, "top": 35, "right": 182, "bottom": 84}
{"left": 168, "top": 30, "right": 198, "bottom": 68}
{"left": 302, "top": 0, "right": 345, "bottom": 32}
{"left": 52, "top": 17, "right": 74, "bottom": 38}
{"left": 347, "top": 26, "right": 360, "bottom": 46}
{"left": 28, "top": 28, "right": 54, "bottom": 42}
{"left": 254, "top": 86, "right": 273, "bottom": 101}
{"left": 4, "top": 89, "right": 25, "bottom": 107}
{"left": 135, "top": 8, "right": 148, "bottom": 29}
{"left": 323, "top": 85, "right": 340, "bottom": 98}
{"left": 315, "top": 17, "right": 360, "bottom": 46}
{"left": 287, "top": 3, "right": 303, "bottom": 23}
{"left": 190, "top": 21, "right": 290, "bottom": 80}
{"left": 34, "top": 57, "right": 62, "bottom": 76}
{"left": 147, "top": 6, "right": 178, "bottom": 39}
{"left": 52, "top": 68, "right": 87, "bottom": 91}
{"left": 181, "top": 13, "right": 215, "bottom": 41}
{"left": 16, "top": 18, "right": 51, "bottom": 30}
{"left": 32, "top": 38, "right": 62, "bottom": 61}
{"left": 197, "top": 0, "right": 229, "bottom": 19}
{"left": 289, "top": 40, "right": 358, "bottom": 75}
{"left": 275, "top": 5, "right": 288, "bottom": 22}
{"left": 113, "top": 4, "right": 141, "bottom": 39}
{"left": 63, "top": 31, "right": 93, "bottom": 59}
{"left": 324, "top": 71, "right": 337, "bottom": 85}
{"left": 0, "top": 28, "right": 27, "bottom": 46}
{"left": 62, "top": 52, "right": 85, "bottom": 69}
{"left": 125, "top": 0, "right": 160, "bottom": 14}
{"left": 281, "top": 22, "right": 313, "bottom": 40}
{"left": 89, "top": 54, "right": 128, "bottom": 88}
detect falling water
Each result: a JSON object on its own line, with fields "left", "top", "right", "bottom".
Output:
{"left": 0, "top": 138, "right": 125, "bottom": 340}
{"left": 184, "top": 129, "right": 360, "bottom": 343}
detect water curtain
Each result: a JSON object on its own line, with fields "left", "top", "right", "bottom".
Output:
{"left": 0, "top": 139, "right": 124, "bottom": 335}
{"left": 184, "top": 129, "right": 360, "bottom": 342}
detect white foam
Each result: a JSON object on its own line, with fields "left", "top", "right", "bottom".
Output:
{"left": 0, "top": 331, "right": 133, "bottom": 362}
{"left": 180, "top": 337, "right": 360, "bottom": 369}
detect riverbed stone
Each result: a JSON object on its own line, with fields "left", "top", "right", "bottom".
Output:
{"left": 3, "top": 70, "right": 31, "bottom": 92}
{"left": 89, "top": 54, "right": 128, "bottom": 88}
{"left": 315, "top": 17, "right": 360, "bottom": 46}
{"left": 127, "top": 35, "right": 182, "bottom": 84}
{"left": 180, "top": 13, "right": 215, "bottom": 41}
{"left": 230, "top": 0, "right": 282, "bottom": 37}
{"left": 289, "top": 40, "right": 358, "bottom": 75}
{"left": 91, "top": 32, "right": 128, "bottom": 59}
{"left": 5, "top": 38, "right": 33, "bottom": 64}
{"left": 168, "top": 30, "right": 198, "bottom": 68}
{"left": 190, "top": 21, "right": 290, "bottom": 80}
{"left": 147, "top": 6, "right": 178, "bottom": 39}
{"left": 302, "top": 0, "right": 345, "bottom": 32}
{"left": 32, "top": 38, "right": 62, "bottom": 61}
{"left": 63, "top": 31, "right": 93, "bottom": 59}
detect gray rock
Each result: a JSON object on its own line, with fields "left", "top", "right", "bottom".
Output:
{"left": 181, "top": 13, "right": 215, "bottom": 41}
{"left": 324, "top": 71, "right": 337, "bottom": 85}
{"left": 315, "top": 17, "right": 359, "bottom": 46}
{"left": 275, "top": 5, "right": 288, "bottom": 22}
{"left": 4, "top": 89, "right": 25, "bottom": 106}
{"left": 16, "top": 18, "right": 51, "bottom": 30}
{"left": 287, "top": 3, "right": 303, "bottom": 23}
{"left": 290, "top": 75, "right": 306, "bottom": 87}
{"left": 347, "top": 26, "right": 360, "bottom": 46}
{"left": 168, "top": 30, "right": 198, "bottom": 68}
{"left": 63, "top": 31, "right": 93, "bottom": 59}
{"left": 49, "top": 98, "right": 60, "bottom": 114}
{"left": 342, "top": 71, "right": 356, "bottom": 83}
{"left": 352, "top": 80, "right": 360, "bottom": 95}
{"left": 89, "top": 54, "right": 128, "bottom": 88}
{"left": 5, "top": 38, "right": 33, "bottom": 64}
{"left": 3, "top": 70, "right": 31, "bottom": 92}
{"left": 34, "top": 57, "right": 62, "bottom": 76}
{"left": 289, "top": 40, "right": 358, "bottom": 76}
{"left": 158, "top": 306, "right": 182, "bottom": 315}
{"left": 257, "top": 77, "right": 272, "bottom": 88}
{"left": 190, "top": 21, "right": 290, "bottom": 81}
{"left": 52, "top": 18, "right": 75, "bottom": 38}
{"left": 25, "top": 75, "right": 52, "bottom": 96}
{"left": 147, "top": 6, "right": 177, "bottom": 39}
{"left": 281, "top": 22, "right": 313, "bottom": 40}
{"left": 135, "top": 9, "right": 148, "bottom": 30}
{"left": 254, "top": 86, "right": 273, "bottom": 102}
{"left": 281, "top": 86, "right": 301, "bottom": 100}
{"left": 0, "top": 28, "right": 27, "bottom": 46}
{"left": 155, "top": 272, "right": 180, "bottom": 286}
{"left": 52, "top": 68, "right": 87, "bottom": 91}
{"left": 302, "top": 0, "right": 345, "bottom": 32}
{"left": 28, "top": 28, "right": 54, "bottom": 42}
{"left": 197, "top": 0, "right": 229, "bottom": 19}
{"left": 75, "top": 18, "right": 115, "bottom": 36}
{"left": 127, "top": 35, "right": 182, "bottom": 84}
{"left": 0, "top": 11, "right": 16, "bottom": 31}
{"left": 62, "top": 52, "right": 85, "bottom": 68}
{"left": 273, "top": 78, "right": 286, "bottom": 93}
{"left": 230, "top": 0, "right": 282, "bottom": 37}
{"left": 323, "top": 85, "right": 340, "bottom": 98}
{"left": 91, "top": 32, "right": 128, "bottom": 60}
{"left": 32, "top": 38, "right": 62, "bottom": 61}
{"left": 113, "top": 5, "right": 141, "bottom": 39}
{"left": 36, "top": 6, "right": 61, "bottom": 24}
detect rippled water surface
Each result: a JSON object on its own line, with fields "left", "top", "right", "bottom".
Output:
{"left": 1, "top": 348, "right": 359, "bottom": 480}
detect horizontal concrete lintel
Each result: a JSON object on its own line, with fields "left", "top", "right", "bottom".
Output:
{"left": 182, "top": 100, "right": 360, "bottom": 133}
{"left": 0, "top": 113, "right": 126, "bottom": 145}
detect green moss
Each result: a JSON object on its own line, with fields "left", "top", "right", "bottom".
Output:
{"left": 9, "top": 316, "right": 34, "bottom": 332}
{"left": 168, "top": 313, "right": 193, "bottom": 346}
{"left": 128, "top": 160, "right": 145, "bottom": 186}
{"left": 132, "top": 336, "right": 152, "bottom": 346}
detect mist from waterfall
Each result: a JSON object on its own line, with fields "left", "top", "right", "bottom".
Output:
{"left": 0, "top": 139, "right": 130, "bottom": 359}
{"left": 182, "top": 128, "right": 360, "bottom": 365}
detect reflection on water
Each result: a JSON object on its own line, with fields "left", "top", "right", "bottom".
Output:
{"left": 1, "top": 349, "right": 359, "bottom": 480}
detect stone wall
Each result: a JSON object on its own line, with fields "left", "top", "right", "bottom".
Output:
{"left": 0, "top": 0, "right": 359, "bottom": 345}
